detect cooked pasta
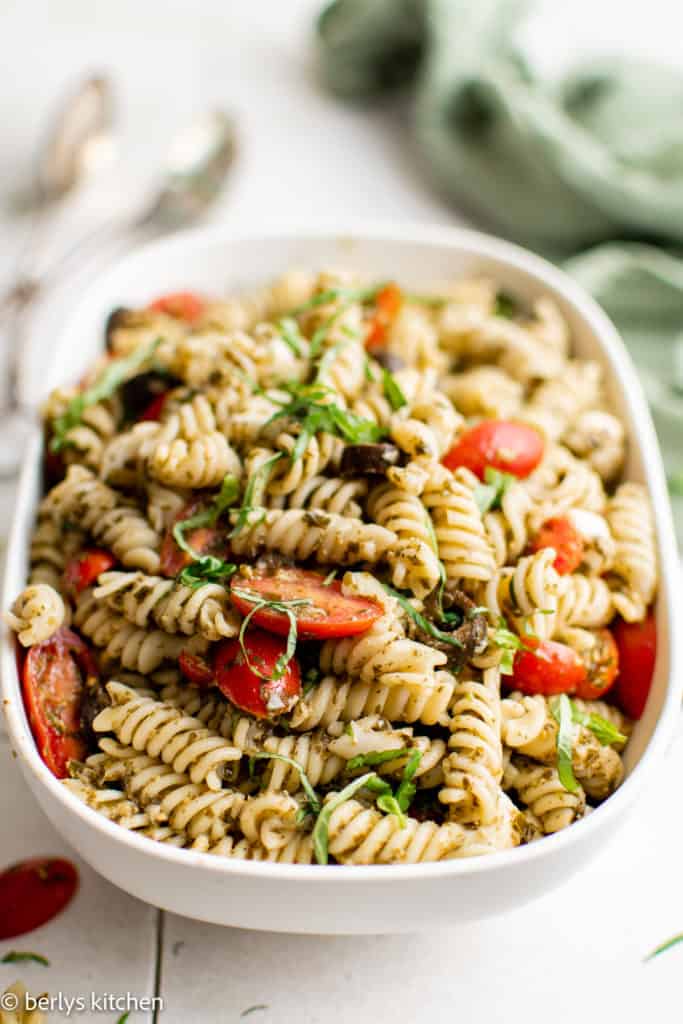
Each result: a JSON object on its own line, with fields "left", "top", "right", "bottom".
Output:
{"left": 9, "top": 269, "right": 657, "bottom": 867}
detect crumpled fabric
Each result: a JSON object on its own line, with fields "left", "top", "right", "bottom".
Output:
{"left": 318, "top": 0, "right": 683, "bottom": 537}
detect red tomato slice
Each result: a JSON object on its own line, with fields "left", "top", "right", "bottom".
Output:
{"left": 365, "top": 283, "right": 403, "bottom": 350}
{"left": 179, "top": 651, "right": 215, "bottom": 688}
{"left": 63, "top": 549, "right": 116, "bottom": 597}
{"left": 159, "top": 499, "right": 231, "bottom": 578}
{"left": 508, "top": 637, "right": 587, "bottom": 696}
{"left": 443, "top": 420, "right": 544, "bottom": 479}
{"left": 149, "top": 291, "right": 205, "bottom": 323}
{"left": 214, "top": 632, "right": 301, "bottom": 719}
{"left": 138, "top": 391, "right": 170, "bottom": 422}
{"left": 573, "top": 628, "right": 620, "bottom": 700}
{"left": 0, "top": 857, "right": 79, "bottom": 940}
{"left": 529, "top": 516, "right": 585, "bottom": 575}
{"left": 22, "top": 628, "right": 97, "bottom": 778}
{"left": 230, "top": 568, "right": 383, "bottom": 640}
{"left": 611, "top": 613, "right": 656, "bottom": 719}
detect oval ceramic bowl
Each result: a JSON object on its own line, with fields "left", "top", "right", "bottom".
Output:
{"left": 2, "top": 224, "right": 680, "bottom": 934}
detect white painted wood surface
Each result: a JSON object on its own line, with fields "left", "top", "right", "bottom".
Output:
{"left": 1, "top": 2, "right": 682, "bottom": 1021}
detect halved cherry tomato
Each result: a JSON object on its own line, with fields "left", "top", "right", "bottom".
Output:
{"left": 22, "top": 628, "right": 97, "bottom": 778}
{"left": 159, "top": 499, "right": 231, "bottom": 578}
{"left": 443, "top": 420, "right": 544, "bottom": 479}
{"left": 573, "top": 628, "right": 619, "bottom": 700}
{"left": 611, "top": 613, "right": 656, "bottom": 719}
{"left": 63, "top": 549, "right": 116, "bottom": 597}
{"left": 138, "top": 391, "right": 170, "bottom": 422}
{"left": 230, "top": 568, "right": 383, "bottom": 640}
{"left": 149, "top": 291, "right": 205, "bottom": 323}
{"left": 179, "top": 651, "right": 215, "bottom": 688}
{"left": 529, "top": 516, "right": 585, "bottom": 575}
{"left": 0, "top": 857, "right": 79, "bottom": 940}
{"left": 365, "top": 283, "right": 403, "bottom": 350}
{"left": 214, "top": 631, "right": 301, "bottom": 719}
{"left": 508, "top": 637, "right": 587, "bottom": 696}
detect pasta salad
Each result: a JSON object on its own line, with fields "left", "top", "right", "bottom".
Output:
{"left": 6, "top": 271, "right": 658, "bottom": 865}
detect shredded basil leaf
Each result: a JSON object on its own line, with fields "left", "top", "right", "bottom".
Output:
{"left": 382, "top": 584, "right": 463, "bottom": 649}
{"left": 473, "top": 466, "right": 517, "bottom": 516}
{"left": 1, "top": 951, "right": 49, "bottom": 966}
{"left": 248, "top": 752, "right": 320, "bottom": 813}
{"left": 312, "top": 773, "right": 376, "bottom": 865}
{"left": 288, "top": 284, "right": 385, "bottom": 318}
{"left": 570, "top": 701, "right": 627, "bottom": 746}
{"left": 492, "top": 621, "right": 528, "bottom": 675}
{"left": 643, "top": 933, "right": 683, "bottom": 963}
{"left": 394, "top": 748, "right": 423, "bottom": 813}
{"left": 50, "top": 338, "right": 160, "bottom": 452}
{"left": 173, "top": 473, "right": 240, "bottom": 559}
{"left": 277, "top": 317, "right": 306, "bottom": 357}
{"left": 116, "top": 1015, "right": 130, "bottom": 1024}
{"left": 346, "top": 748, "right": 407, "bottom": 772}
{"left": 381, "top": 368, "right": 407, "bottom": 411}
{"left": 264, "top": 381, "right": 386, "bottom": 459}
{"left": 550, "top": 694, "right": 581, "bottom": 794}
{"left": 233, "top": 589, "right": 309, "bottom": 685}
{"left": 229, "top": 453, "right": 283, "bottom": 537}
{"left": 178, "top": 558, "right": 237, "bottom": 588}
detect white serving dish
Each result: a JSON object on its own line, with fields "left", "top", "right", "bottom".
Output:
{"left": 2, "top": 224, "right": 680, "bottom": 934}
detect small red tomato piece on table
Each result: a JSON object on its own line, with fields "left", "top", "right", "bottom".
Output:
{"left": 179, "top": 651, "right": 215, "bottom": 688}
{"left": 214, "top": 631, "right": 301, "bottom": 718}
{"left": 0, "top": 857, "right": 79, "bottom": 940}
{"left": 159, "top": 500, "right": 231, "bottom": 578}
{"left": 443, "top": 420, "right": 544, "bottom": 479}
{"left": 230, "top": 568, "right": 383, "bottom": 640}
{"left": 22, "top": 627, "right": 97, "bottom": 778}
{"left": 63, "top": 549, "right": 116, "bottom": 597}
{"left": 529, "top": 516, "right": 585, "bottom": 575}
{"left": 149, "top": 291, "right": 205, "bottom": 324}
{"left": 365, "top": 283, "right": 403, "bottom": 351}
{"left": 508, "top": 637, "right": 587, "bottom": 696}
{"left": 572, "top": 628, "right": 619, "bottom": 700}
{"left": 611, "top": 612, "right": 657, "bottom": 719}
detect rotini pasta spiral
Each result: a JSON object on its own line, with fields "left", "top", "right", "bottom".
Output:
{"left": 506, "top": 755, "right": 586, "bottom": 833}
{"left": 94, "top": 571, "right": 240, "bottom": 641}
{"left": 367, "top": 481, "right": 441, "bottom": 597}
{"left": 320, "top": 616, "right": 447, "bottom": 691}
{"left": 606, "top": 482, "right": 657, "bottom": 622}
{"left": 325, "top": 798, "right": 464, "bottom": 864}
{"left": 422, "top": 465, "right": 495, "bottom": 586}
{"left": 93, "top": 682, "right": 242, "bottom": 791}
{"left": 44, "top": 466, "right": 161, "bottom": 573}
{"left": 6, "top": 583, "right": 67, "bottom": 646}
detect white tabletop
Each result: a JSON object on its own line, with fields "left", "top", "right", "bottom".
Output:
{"left": 1, "top": 2, "right": 683, "bottom": 1021}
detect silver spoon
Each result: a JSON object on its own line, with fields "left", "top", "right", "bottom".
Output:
{"left": 0, "top": 75, "right": 115, "bottom": 477}
{"left": 0, "top": 108, "right": 237, "bottom": 478}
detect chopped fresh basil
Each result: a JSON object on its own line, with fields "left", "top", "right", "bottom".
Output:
{"left": 473, "top": 466, "right": 517, "bottom": 516}
{"left": 248, "top": 752, "right": 320, "bottom": 813}
{"left": 1, "top": 951, "right": 49, "bottom": 966}
{"left": 312, "top": 773, "right": 376, "bottom": 865}
{"left": 240, "top": 1005, "right": 269, "bottom": 1018}
{"left": 570, "top": 701, "right": 627, "bottom": 746}
{"left": 173, "top": 473, "right": 240, "bottom": 559}
{"left": 550, "top": 694, "right": 581, "bottom": 794}
{"left": 394, "top": 748, "right": 422, "bottom": 813}
{"left": 381, "top": 368, "right": 407, "bottom": 411}
{"left": 229, "top": 453, "right": 284, "bottom": 537}
{"left": 492, "top": 622, "right": 526, "bottom": 675}
{"left": 346, "top": 748, "right": 408, "bottom": 772}
{"left": 264, "top": 381, "right": 386, "bottom": 459}
{"left": 178, "top": 558, "right": 237, "bottom": 588}
{"left": 382, "top": 585, "right": 464, "bottom": 650}
{"left": 277, "top": 317, "right": 306, "bottom": 357}
{"left": 643, "top": 933, "right": 683, "bottom": 963}
{"left": 116, "top": 1015, "right": 130, "bottom": 1024}
{"left": 288, "top": 283, "right": 386, "bottom": 318}
{"left": 50, "top": 338, "right": 160, "bottom": 452}
{"left": 233, "top": 589, "right": 310, "bottom": 685}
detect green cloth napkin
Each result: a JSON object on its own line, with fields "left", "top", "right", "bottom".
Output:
{"left": 317, "top": 0, "right": 683, "bottom": 537}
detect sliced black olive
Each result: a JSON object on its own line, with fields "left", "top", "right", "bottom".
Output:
{"left": 80, "top": 683, "right": 111, "bottom": 751}
{"left": 104, "top": 307, "right": 133, "bottom": 352}
{"left": 421, "top": 586, "right": 488, "bottom": 667}
{"left": 121, "top": 370, "right": 181, "bottom": 420}
{"left": 372, "top": 351, "right": 406, "bottom": 373}
{"left": 340, "top": 443, "right": 402, "bottom": 477}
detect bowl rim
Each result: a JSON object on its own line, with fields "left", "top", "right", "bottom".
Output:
{"left": 3, "top": 219, "right": 681, "bottom": 883}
